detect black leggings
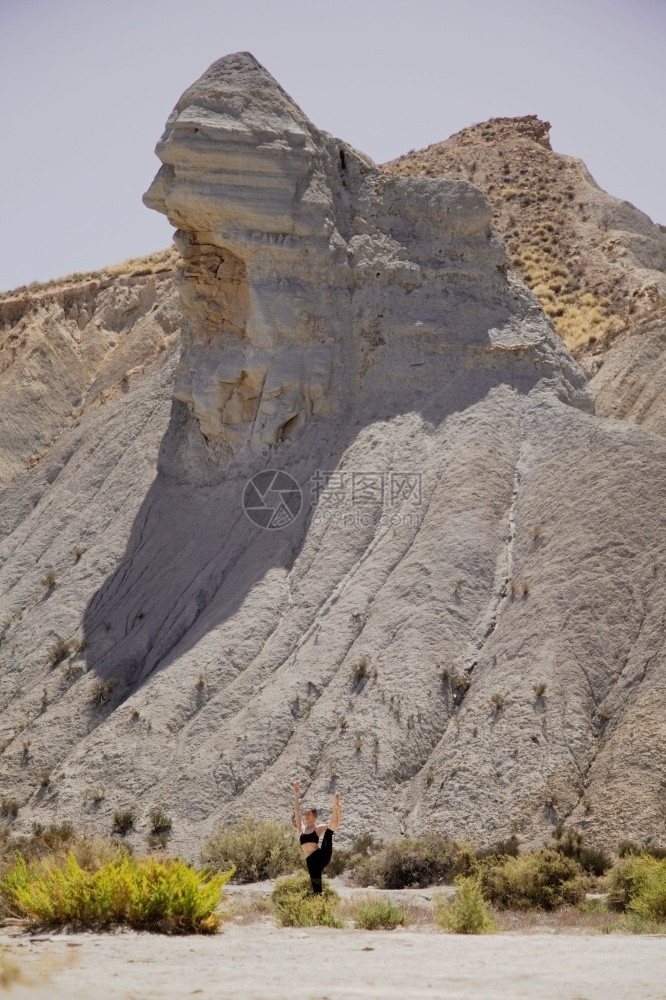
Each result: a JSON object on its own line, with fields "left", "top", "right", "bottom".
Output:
{"left": 306, "top": 829, "right": 334, "bottom": 894}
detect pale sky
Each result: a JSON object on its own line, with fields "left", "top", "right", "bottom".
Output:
{"left": 1, "top": 0, "right": 664, "bottom": 291}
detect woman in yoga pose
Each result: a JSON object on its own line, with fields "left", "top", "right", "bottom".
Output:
{"left": 293, "top": 782, "right": 342, "bottom": 894}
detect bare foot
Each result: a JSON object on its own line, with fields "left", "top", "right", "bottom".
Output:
{"left": 330, "top": 792, "right": 342, "bottom": 831}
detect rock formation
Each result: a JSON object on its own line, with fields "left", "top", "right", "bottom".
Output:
{"left": 387, "top": 117, "right": 666, "bottom": 440}
{"left": 0, "top": 55, "right": 664, "bottom": 858}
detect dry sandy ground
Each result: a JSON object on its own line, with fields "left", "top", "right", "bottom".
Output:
{"left": 2, "top": 924, "right": 666, "bottom": 1000}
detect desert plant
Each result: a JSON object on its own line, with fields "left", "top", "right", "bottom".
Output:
{"left": 350, "top": 657, "right": 369, "bottom": 687}
{"left": 617, "top": 841, "right": 666, "bottom": 861}
{"left": 89, "top": 678, "right": 116, "bottom": 708}
{"left": 350, "top": 835, "right": 474, "bottom": 890}
{"left": 271, "top": 871, "right": 342, "bottom": 927}
{"left": 48, "top": 636, "right": 72, "bottom": 666}
{"left": 36, "top": 769, "right": 52, "bottom": 788}
{"left": 351, "top": 895, "right": 408, "bottom": 930}
{"left": 554, "top": 829, "right": 612, "bottom": 876}
{"left": 0, "top": 799, "right": 19, "bottom": 821}
{"left": 436, "top": 876, "right": 497, "bottom": 933}
{"left": 112, "top": 810, "right": 136, "bottom": 836}
{"left": 489, "top": 692, "right": 506, "bottom": 712}
{"left": 533, "top": 682, "right": 547, "bottom": 699}
{"left": 40, "top": 571, "right": 56, "bottom": 591}
{"left": 475, "top": 836, "right": 520, "bottom": 861}
{"left": 478, "top": 849, "right": 586, "bottom": 910}
{"left": 200, "top": 815, "right": 302, "bottom": 883}
{"left": 71, "top": 546, "right": 87, "bottom": 563}
{"left": 0, "top": 853, "right": 231, "bottom": 933}
{"left": 607, "top": 855, "right": 666, "bottom": 921}
{"left": 148, "top": 808, "right": 173, "bottom": 850}
{"left": 326, "top": 832, "right": 379, "bottom": 879}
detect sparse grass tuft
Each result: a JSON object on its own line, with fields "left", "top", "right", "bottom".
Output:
{"left": 350, "top": 656, "right": 370, "bottom": 687}
{"left": 489, "top": 692, "right": 506, "bottom": 712}
{"left": 48, "top": 636, "right": 72, "bottom": 666}
{"left": 89, "top": 678, "right": 116, "bottom": 708}
{"left": 351, "top": 895, "right": 409, "bottom": 929}
{"left": 200, "top": 815, "right": 302, "bottom": 883}
{"left": 70, "top": 547, "right": 87, "bottom": 563}
{"left": 40, "top": 571, "right": 56, "bottom": 591}
{"left": 533, "top": 682, "right": 547, "bottom": 699}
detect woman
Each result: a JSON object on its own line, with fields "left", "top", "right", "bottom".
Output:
{"left": 293, "top": 782, "right": 342, "bottom": 894}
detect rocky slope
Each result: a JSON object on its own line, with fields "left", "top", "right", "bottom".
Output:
{"left": 0, "top": 56, "right": 664, "bottom": 858}
{"left": 0, "top": 250, "right": 179, "bottom": 486}
{"left": 386, "top": 118, "right": 666, "bottom": 440}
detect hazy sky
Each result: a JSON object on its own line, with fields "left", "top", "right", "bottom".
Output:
{"left": 1, "top": 0, "right": 664, "bottom": 291}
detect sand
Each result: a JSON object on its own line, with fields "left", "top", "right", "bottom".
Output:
{"left": 2, "top": 923, "right": 665, "bottom": 1000}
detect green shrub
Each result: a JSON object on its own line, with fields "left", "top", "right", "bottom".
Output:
{"left": 0, "top": 853, "right": 232, "bottom": 933}
{"left": 607, "top": 855, "right": 666, "bottom": 921}
{"left": 351, "top": 895, "right": 408, "bottom": 930}
{"left": 618, "top": 840, "right": 666, "bottom": 861}
{"left": 351, "top": 835, "right": 474, "bottom": 889}
{"left": 200, "top": 815, "right": 302, "bottom": 883}
{"left": 554, "top": 828, "right": 612, "bottom": 876}
{"left": 271, "top": 872, "right": 342, "bottom": 927}
{"left": 436, "top": 876, "right": 497, "bottom": 933}
{"left": 478, "top": 849, "right": 586, "bottom": 910}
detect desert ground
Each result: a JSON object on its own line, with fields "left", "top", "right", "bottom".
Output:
{"left": 2, "top": 924, "right": 666, "bottom": 1000}
{"left": 1, "top": 883, "right": 665, "bottom": 1000}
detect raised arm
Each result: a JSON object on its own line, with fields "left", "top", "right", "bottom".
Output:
{"left": 293, "top": 782, "right": 303, "bottom": 833}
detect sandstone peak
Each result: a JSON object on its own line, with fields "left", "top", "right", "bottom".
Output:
{"left": 142, "top": 52, "right": 589, "bottom": 468}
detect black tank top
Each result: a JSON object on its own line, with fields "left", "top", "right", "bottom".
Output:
{"left": 300, "top": 828, "right": 319, "bottom": 845}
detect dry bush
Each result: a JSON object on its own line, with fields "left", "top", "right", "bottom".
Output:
{"left": 350, "top": 657, "right": 369, "bottom": 687}
{"left": 112, "top": 810, "right": 136, "bottom": 836}
{"left": 350, "top": 835, "right": 474, "bottom": 889}
{"left": 477, "top": 849, "right": 587, "bottom": 910}
{"left": 0, "top": 798, "right": 19, "bottom": 821}
{"left": 89, "top": 678, "right": 116, "bottom": 708}
{"left": 200, "top": 815, "right": 302, "bottom": 883}
{"left": 48, "top": 636, "right": 72, "bottom": 666}
{"left": 554, "top": 828, "right": 612, "bottom": 876}
{"left": 148, "top": 808, "right": 173, "bottom": 850}
{"left": 40, "top": 571, "right": 56, "bottom": 591}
